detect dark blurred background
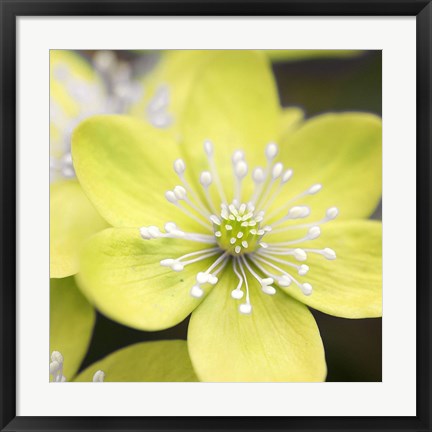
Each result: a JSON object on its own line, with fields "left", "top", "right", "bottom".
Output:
{"left": 80, "top": 50, "right": 382, "bottom": 382}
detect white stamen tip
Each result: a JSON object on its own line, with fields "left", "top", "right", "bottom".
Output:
{"left": 204, "top": 140, "right": 213, "bottom": 156}
{"left": 231, "top": 289, "right": 244, "bottom": 299}
{"left": 241, "top": 241, "right": 248, "bottom": 248}
{"left": 210, "top": 215, "right": 221, "bottom": 225}
{"left": 252, "top": 167, "right": 266, "bottom": 183}
{"left": 160, "top": 258, "right": 175, "bottom": 267}
{"left": 190, "top": 285, "right": 204, "bottom": 298}
{"left": 232, "top": 150, "right": 245, "bottom": 164}
{"left": 148, "top": 226, "right": 161, "bottom": 238}
{"left": 172, "top": 262, "right": 184, "bottom": 272}
{"left": 235, "top": 160, "right": 248, "bottom": 178}
{"left": 51, "top": 351, "right": 64, "bottom": 364}
{"left": 215, "top": 231, "right": 222, "bottom": 237}
{"left": 289, "top": 206, "right": 309, "bottom": 219}
{"left": 272, "top": 162, "right": 283, "bottom": 179}
{"left": 281, "top": 169, "right": 293, "bottom": 184}
{"left": 196, "top": 272, "right": 209, "bottom": 284}
{"left": 164, "top": 222, "right": 177, "bottom": 232}
{"left": 140, "top": 227, "right": 151, "bottom": 239}
{"left": 326, "top": 207, "right": 339, "bottom": 220}
{"left": 239, "top": 303, "right": 253, "bottom": 315}
{"left": 261, "top": 277, "right": 274, "bottom": 286}
{"left": 294, "top": 248, "right": 307, "bottom": 261}
{"left": 260, "top": 242, "right": 268, "bottom": 249}
{"left": 92, "top": 370, "right": 105, "bottom": 382}
{"left": 265, "top": 142, "right": 278, "bottom": 160}
{"left": 323, "top": 248, "right": 337, "bottom": 260}
{"left": 308, "top": 226, "right": 321, "bottom": 239}
{"left": 278, "top": 275, "right": 292, "bottom": 287}
{"left": 298, "top": 264, "right": 310, "bottom": 276}
{"left": 302, "top": 283, "right": 313, "bottom": 296}
{"left": 200, "top": 171, "right": 212, "bottom": 187}
{"left": 174, "top": 185, "right": 187, "bottom": 200}
{"left": 165, "top": 190, "right": 177, "bottom": 203}
{"left": 173, "top": 159, "right": 185, "bottom": 175}
{"left": 235, "top": 246, "right": 241, "bottom": 254}
{"left": 49, "top": 360, "right": 60, "bottom": 374}
{"left": 237, "top": 232, "right": 244, "bottom": 239}
{"left": 308, "top": 184, "right": 322, "bottom": 194}
{"left": 262, "top": 285, "right": 276, "bottom": 295}
{"left": 208, "top": 274, "right": 219, "bottom": 285}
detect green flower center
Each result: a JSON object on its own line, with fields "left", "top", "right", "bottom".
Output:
{"left": 211, "top": 202, "right": 268, "bottom": 255}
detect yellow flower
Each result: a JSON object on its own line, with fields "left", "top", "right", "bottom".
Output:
{"left": 73, "top": 51, "right": 382, "bottom": 382}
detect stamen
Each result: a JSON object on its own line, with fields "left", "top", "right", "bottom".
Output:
{"left": 242, "top": 255, "right": 276, "bottom": 295}
{"left": 165, "top": 190, "right": 212, "bottom": 231}
{"left": 237, "top": 258, "right": 252, "bottom": 314}
{"left": 231, "top": 258, "right": 245, "bottom": 299}
{"left": 173, "top": 159, "right": 210, "bottom": 215}
{"left": 204, "top": 140, "right": 227, "bottom": 204}
{"left": 252, "top": 255, "right": 312, "bottom": 295}
{"left": 254, "top": 252, "right": 309, "bottom": 277}
{"left": 233, "top": 159, "right": 248, "bottom": 202}
{"left": 189, "top": 253, "right": 229, "bottom": 299}
{"left": 264, "top": 183, "right": 323, "bottom": 222}
{"left": 92, "top": 370, "right": 105, "bottom": 382}
{"left": 270, "top": 207, "right": 339, "bottom": 234}
{"left": 49, "top": 351, "right": 67, "bottom": 383}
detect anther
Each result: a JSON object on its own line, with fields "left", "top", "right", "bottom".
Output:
{"left": 271, "top": 162, "right": 283, "bottom": 179}
{"left": 235, "top": 160, "right": 248, "bottom": 178}
{"left": 92, "top": 370, "right": 105, "bottom": 382}
{"left": 51, "top": 351, "right": 64, "bottom": 364}
{"left": 293, "top": 248, "right": 307, "bottom": 261}
{"left": 323, "top": 248, "right": 337, "bottom": 260}
{"left": 298, "top": 264, "right": 310, "bottom": 276}
{"left": 265, "top": 142, "right": 278, "bottom": 160}
{"left": 308, "top": 184, "right": 322, "bottom": 194}
{"left": 277, "top": 275, "right": 292, "bottom": 287}
{"left": 231, "top": 289, "right": 244, "bottom": 299}
{"left": 252, "top": 167, "right": 266, "bottom": 184}
{"left": 301, "top": 283, "right": 313, "bottom": 296}
{"left": 308, "top": 226, "right": 321, "bottom": 239}
{"left": 200, "top": 171, "right": 212, "bottom": 187}
{"left": 204, "top": 140, "right": 213, "bottom": 156}
{"left": 281, "top": 169, "right": 293, "bottom": 184}
{"left": 190, "top": 285, "right": 204, "bottom": 298}
{"left": 173, "top": 159, "right": 185, "bottom": 175}
{"left": 165, "top": 190, "right": 177, "bottom": 204}
{"left": 232, "top": 150, "right": 245, "bottom": 164}
{"left": 210, "top": 215, "right": 220, "bottom": 225}
{"left": 173, "top": 185, "right": 187, "bottom": 200}
{"left": 239, "top": 303, "right": 253, "bottom": 315}
{"left": 326, "top": 207, "right": 339, "bottom": 220}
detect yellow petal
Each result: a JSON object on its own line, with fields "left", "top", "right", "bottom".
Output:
{"left": 77, "top": 228, "right": 217, "bottom": 330}
{"left": 277, "top": 112, "right": 382, "bottom": 220}
{"left": 269, "top": 220, "right": 382, "bottom": 318}
{"left": 50, "top": 277, "right": 95, "bottom": 380}
{"left": 72, "top": 115, "right": 196, "bottom": 229}
{"left": 50, "top": 179, "right": 108, "bottom": 278}
{"left": 74, "top": 340, "right": 198, "bottom": 382}
{"left": 188, "top": 269, "right": 326, "bottom": 382}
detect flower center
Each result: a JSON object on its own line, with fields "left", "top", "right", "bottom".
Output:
{"left": 140, "top": 141, "right": 338, "bottom": 315}
{"left": 211, "top": 202, "right": 267, "bottom": 255}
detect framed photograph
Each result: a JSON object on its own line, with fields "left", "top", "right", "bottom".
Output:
{"left": 1, "top": 1, "right": 430, "bottom": 431}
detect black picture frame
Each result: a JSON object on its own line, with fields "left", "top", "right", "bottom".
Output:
{"left": 1, "top": 1, "right": 430, "bottom": 431}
